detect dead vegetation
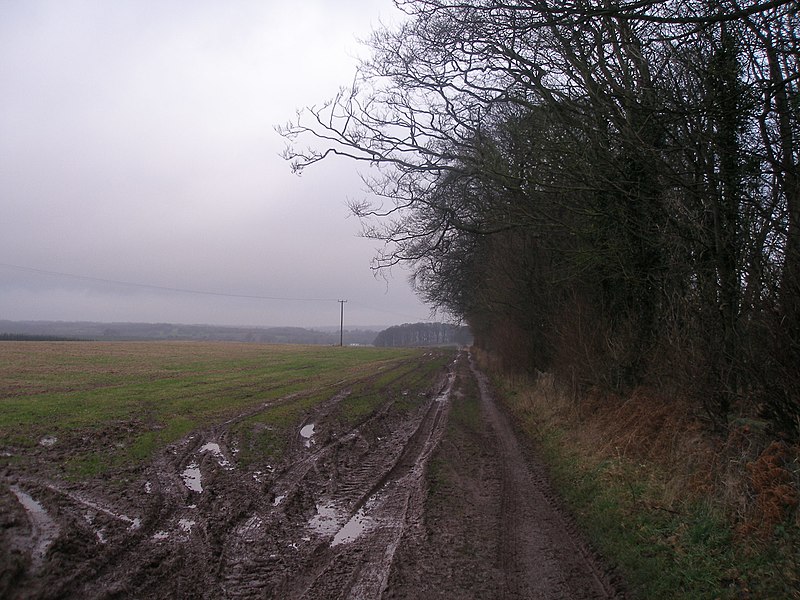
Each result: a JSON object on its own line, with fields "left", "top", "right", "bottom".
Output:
{"left": 478, "top": 349, "right": 800, "bottom": 597}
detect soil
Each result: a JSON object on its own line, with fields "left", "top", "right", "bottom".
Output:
{"left": 1, "top": 350, "right": 624, "bottom": 599}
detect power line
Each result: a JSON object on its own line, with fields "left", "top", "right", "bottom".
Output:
{"left": 347, "top": 299, "right": 436, "bottom": 323}
{"left": 0, "top": 262, "right": 339, "bottom": 303}
{"left": 0, "top": 261, "right": 438, "bottom": 322}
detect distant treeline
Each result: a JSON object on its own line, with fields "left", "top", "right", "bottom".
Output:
{"left": 0, "top": 333, "right": 80, "bottom": 342}
{"left": 1, "top": 320, "right": 474, "bottom": 347}
{"left": 373, "top": 322, "right": 472, "bottom": 348}
{"left": 0, "top": 321, "right": 378, "bottom": 345}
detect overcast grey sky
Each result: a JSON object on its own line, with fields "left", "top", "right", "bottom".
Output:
{"left": 0, "top": 0, "right": 435, "bottom": 329}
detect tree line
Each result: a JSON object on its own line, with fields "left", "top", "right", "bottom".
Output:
{"left": 373, "top": 322, "right": 473, "bottom": 347}
{"left": 281, "top": 0, "right": 799, "bottom": 435}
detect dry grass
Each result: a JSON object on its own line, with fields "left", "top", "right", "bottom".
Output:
{"left": 477, "top": 348, "right": 800, "bottom": 597}
{"left": 507, "top": 366, "right": 799, "bottom": 529}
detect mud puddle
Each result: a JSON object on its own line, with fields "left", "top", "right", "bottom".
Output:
{"left": 331, "top": 504, "right": 374, "bottom": 547}
{"left": 0, "top": 349, "right": 622, "bottom": 600}
{"left": 9, "top": 486, "right": 59, "bottom": 570}
{"left": 300, "top": 423, "right": 316, "bottom": 447}
{"left": 199, "top": 441, "right": 233, "bottom": 469}
{"left": 181, "top": 462, "right": 203, "bottom": 493}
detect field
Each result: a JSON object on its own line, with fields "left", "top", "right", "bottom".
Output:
{"left": 0, "top": 342, "right": 426, "bottom": 479}
{"left": 1, "top": 341, "right": 620, "bottom": 599}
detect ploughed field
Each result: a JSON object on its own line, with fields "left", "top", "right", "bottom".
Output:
{"left": 0, "top": 342, "right": 621, "bottom": 599}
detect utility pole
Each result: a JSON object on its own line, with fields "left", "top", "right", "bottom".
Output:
{"left": 338, "top": 299, "right": 347, "bottom": 346}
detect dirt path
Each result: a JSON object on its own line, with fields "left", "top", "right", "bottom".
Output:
{"left": 2, "top": 350, "right": 622, "bottom": 599}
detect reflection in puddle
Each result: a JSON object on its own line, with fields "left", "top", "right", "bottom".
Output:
{"left": 300, "top": 423, "right": 316, "bottom": 447}
{"left": 199, "top": 442, "right": 233, "bottom": 470}
{"left": 308, "top": 498, "right": 376, "bottom": 547}
{"left": 331, "top": 507, "right": 372, "bottom": 547}
{"left": 10, "top": 486, "right": 60, "bottom": 568}
{"left": 308, "top": 501, "right": 341, "bottom": 536}
{"left": 180, "top": 441, "right": 234, "bottom": 494}
{"left": 182, "top": 462, "right": 203, "bottom": 493}
{"left": 152, "top": 518, "right": 195, "bottom": 542}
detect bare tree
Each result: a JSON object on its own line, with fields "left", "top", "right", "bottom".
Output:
{"left": 279, "top": 0, "right": 800, "bottom": 433}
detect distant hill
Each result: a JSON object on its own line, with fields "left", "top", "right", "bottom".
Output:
{"left": 0, "top": 320, "right": 379, "bottom": 345}
{"left": 373, "top": 322, "right": 472, "bottom": 347}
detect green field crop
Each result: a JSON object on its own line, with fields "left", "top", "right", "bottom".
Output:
{"left": 0, "top": 341, "right": 427, "bottom": 477}
{"left": 335, "top": 351, "right": 452, "bottom": 425}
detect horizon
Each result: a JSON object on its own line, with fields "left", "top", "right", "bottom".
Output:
{"left": 0, "top": 317, "right": 450, "bottom": 332}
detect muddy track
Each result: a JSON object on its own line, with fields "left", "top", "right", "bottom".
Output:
{"left": 2, "top": 350, "right": 622, "bottom": 599}
{"left": 384, "top": 353, "right": 623, "bottom": 600}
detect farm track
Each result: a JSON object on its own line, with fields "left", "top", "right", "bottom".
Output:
{"left": 1, "top": 350, "right": 623, "bottom": 599}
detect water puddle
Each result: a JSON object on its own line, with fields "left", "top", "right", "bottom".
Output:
{"left": 308, "top": 498, "right": 376, "bottom": 547}
{"left": 436, "top": 370, "right": 457, "bottom": 403}
{"left": 182, "top": 462, "right": 203, "bottom": 493}
{"left": 300, "top": 423, "right": 316, "bottom": 448}
{"left": 180, "top": 442, "right": 234, "bottom": 493}
{"left": 308, "top": 501, "right": 342, "bottom": 536}
{"left": 10, "top": 486, "right": 60, "bottom": 568}
{"left": 152, "top": 518, "right": 195, "bottom": 542}
{"left": 199, "top": 441, "right": 233, "bottom": 470}
{"left": 331, "top": 507, "right": 373, "bottom": 547}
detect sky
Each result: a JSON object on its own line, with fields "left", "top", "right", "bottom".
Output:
{"left": 0, "top": 0, "right": 436, "bottom": 329}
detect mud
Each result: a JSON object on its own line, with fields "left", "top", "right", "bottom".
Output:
{"left": 1, "top": 350, "right": 623, "bottom": 599}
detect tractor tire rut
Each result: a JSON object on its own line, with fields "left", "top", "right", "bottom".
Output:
{"left": 2, "top": 350, "right": 623, "bottom": 599}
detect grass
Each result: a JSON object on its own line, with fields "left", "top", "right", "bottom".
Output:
{"left": 334, "top": 349, "right": 453, "bottom": 425}
{"left": 228, "top": 349, "right": 456, "bottom": 465}
{"left": 0, "top": 341, "right": 426, "bottom": 477}
{"left": 232, "top": 390, "right": 332, "bottom": 465}
{"left": 479, "top": 351, "right": 800, "bottom": 599}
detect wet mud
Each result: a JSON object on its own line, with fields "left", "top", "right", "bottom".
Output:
{"left": 1, "top": 350, "right": 623, "bottom": 599}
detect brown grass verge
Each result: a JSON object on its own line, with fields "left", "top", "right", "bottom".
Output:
{"left": 476, "top": 348, "right": 800, "bottom": 596}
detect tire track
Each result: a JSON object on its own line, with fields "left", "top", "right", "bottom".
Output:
{"left": 2, "top": 349, "right": 478, "bottom": 599}
{"left": 467, "top": 354, "right": 620, "bottom": 599}
{"left": 218, "top": 354, "right": 456, "bottom": 598}
{"left": 275, "top": 364, "right": 455, "bottom": 600}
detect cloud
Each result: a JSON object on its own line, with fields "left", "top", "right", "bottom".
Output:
{"left": 0, "top": 0, "right": 432, "bottom": 327}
